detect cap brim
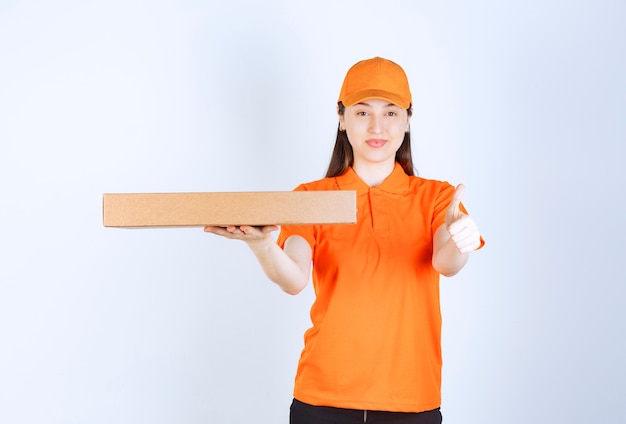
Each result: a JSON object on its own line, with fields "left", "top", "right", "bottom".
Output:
{"left": 340, "top": 89, "right": 411, "bottom": 109}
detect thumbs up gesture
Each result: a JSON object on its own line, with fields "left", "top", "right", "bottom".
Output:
{"left": 445, "top": 184, "right": 482, "bottom": 254}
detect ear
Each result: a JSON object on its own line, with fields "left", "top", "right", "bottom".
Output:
{"left": 338, "top": 116, "right": 345, "bottom": 131}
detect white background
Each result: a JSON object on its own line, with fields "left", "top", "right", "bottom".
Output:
{"left": 1, "top": 1, "right": 624, "bottom": 423}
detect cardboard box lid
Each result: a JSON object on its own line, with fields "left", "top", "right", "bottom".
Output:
{"left": 103, "top": 191, "right": 357, "bottom": 227}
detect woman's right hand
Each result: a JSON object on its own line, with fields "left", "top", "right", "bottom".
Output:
{"left": 203, "top": 225, "right": 278, "bottom": 245}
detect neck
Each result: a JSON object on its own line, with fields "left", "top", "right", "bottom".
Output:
{"left": 352, "top": 161, "right": 395, "bottom": 187}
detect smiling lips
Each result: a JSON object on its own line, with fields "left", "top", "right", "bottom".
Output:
{"left": 366, "top": 139, "right": 387, "bottom": 148}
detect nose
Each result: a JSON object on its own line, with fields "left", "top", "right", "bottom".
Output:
{"left": 368, "top": 114, "right": 383, "bottom": 133}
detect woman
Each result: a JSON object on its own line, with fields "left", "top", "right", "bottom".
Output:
{"left": 205, "top": 57, "right": 483, "bottom": 424}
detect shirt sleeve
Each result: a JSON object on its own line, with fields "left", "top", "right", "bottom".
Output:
{"left": 432, "top": 182, "right": 455, "bottom": 237}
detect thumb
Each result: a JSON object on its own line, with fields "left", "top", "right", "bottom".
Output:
{"left": 446, "top": 184, "right": 465, "bottom": 225}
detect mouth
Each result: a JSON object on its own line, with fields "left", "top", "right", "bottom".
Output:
{"left": 366, "top": 139, "right": 387, "bottom": 148}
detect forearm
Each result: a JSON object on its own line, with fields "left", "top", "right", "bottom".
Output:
{"left": 246, "top": 237, "right": 310, "bottom": 295}
{"left": 432, "top": 235, "right": 470, "bottom": 277}
{"left": 204, "top": 225, "right": 311, "bottom": 294}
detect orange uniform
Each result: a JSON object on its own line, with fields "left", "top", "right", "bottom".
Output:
{"left": 277, "top": 163, "right": 474, "bottom": 413}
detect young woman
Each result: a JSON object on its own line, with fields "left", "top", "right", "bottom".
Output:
{"left": 205, "top": 57, "right": 483, "bottom": 424}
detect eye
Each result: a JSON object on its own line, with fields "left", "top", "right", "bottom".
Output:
{"left": 387, "top": 111, "right": 397, "bottom": 117}
{"left": 356, "top": 111, "right": 368, "bottom": 116}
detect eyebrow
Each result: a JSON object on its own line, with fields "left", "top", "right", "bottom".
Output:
{"left": 355, "top": 101, "right": 398, "bottom": 107}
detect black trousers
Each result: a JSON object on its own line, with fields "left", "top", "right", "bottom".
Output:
{"left": 290, "top": 399, "right": 443, "bottom": 424}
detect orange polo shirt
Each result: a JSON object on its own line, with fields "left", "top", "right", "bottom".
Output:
{"left": 277, "top": 163, "right": 472, "bottom": 413}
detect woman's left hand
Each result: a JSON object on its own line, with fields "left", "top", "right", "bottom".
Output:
{"left": 445, "top": 184, "right": 482, "bottom": 254}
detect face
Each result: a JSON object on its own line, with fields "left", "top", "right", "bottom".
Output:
{"left": 339, "top": 98, "right": 410, "bottom": 170}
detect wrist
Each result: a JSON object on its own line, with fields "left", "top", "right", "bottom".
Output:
{"left": 245, "top": 234, "right": 275, "bottom": 250}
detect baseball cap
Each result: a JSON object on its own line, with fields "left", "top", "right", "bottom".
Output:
{"left": 338, "top": 57, "right": 412, "bottom": 109}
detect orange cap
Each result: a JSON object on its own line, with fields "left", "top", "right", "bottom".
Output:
{"left": 338, "top": 57, "right": 412, "bottom": 109}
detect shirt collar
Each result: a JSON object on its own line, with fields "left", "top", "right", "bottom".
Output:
{"left": 335, "top": 162, "right": 411, "bottom": 195}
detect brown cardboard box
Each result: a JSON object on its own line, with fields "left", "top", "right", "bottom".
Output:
{"left": 103, "top": 191, "right": 357, "bottom": 227}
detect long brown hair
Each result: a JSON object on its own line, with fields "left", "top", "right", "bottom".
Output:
{"left": 325, "top": 102, "right": 415, "bottom": 178}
